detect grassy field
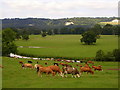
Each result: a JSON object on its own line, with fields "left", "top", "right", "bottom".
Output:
{"left": 15, "top": 35, "right": 118, "bottom": 59}
{"left": 2, "top": 57, "right": 119, "bottom": 88}
{"left": 99, "top": 22, "right": 119, "bottom": 25}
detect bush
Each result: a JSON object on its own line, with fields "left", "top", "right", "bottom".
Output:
{"left": 95, "top": 49, "right": 119, "bottom": 61}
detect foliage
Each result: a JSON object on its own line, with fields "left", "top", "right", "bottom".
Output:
{"left": 102, "top": 24, "right": 113, "bottom": 35}
{"left": 11, "top": 28, "right": 21, "bottom": 39}
{"left": 2, "top": 28, "right": 18, "bottom": 56}
{"left": 47, "top": 30, "right": 54, "bottom": 35}
{"left": 90, "top": 24, "right": 102, "bottom": 35}
{"left": 41, "top": 31, "right": 47, "bottom": 37}
{"left": 112, "top": 49, "right": 120, "bottom": 61}
{"left": 22, "top": 34, "right": 29, "bottom": 40}
{"left": 80, "top": 31, "right": 97, "bottom": 45}
{"left": 2, "top": 28, "right": 16, "bottom": 42}
{"left": 95, "top": 50, "right": 105, "bottom": 61}
{"left": 21, "top": 30, "right": 29, "bottom": 40}
{"left": 95, "top": 49, "right": 120, "bottom": 61}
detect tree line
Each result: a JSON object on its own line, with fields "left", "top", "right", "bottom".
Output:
{"left": 95, "top": 49, "right": 120, "bottom": 61}
{"left": 12, "top": 24, "right": 119, "bottom": 35}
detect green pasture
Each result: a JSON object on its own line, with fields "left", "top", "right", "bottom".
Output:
{"left": 15, "top": 35, "right": 118, "bottom": 58}
{"left": 2, "top": 57, "right": 119, "bottom": 88}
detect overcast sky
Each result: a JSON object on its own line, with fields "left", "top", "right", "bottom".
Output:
{"left": 0, "top": 0, "right": 119, "bottom": 19}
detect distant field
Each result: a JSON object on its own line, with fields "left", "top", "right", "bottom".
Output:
{"left": 15, "top": 35, "right": 118, "bottom": 59}
{"left": 2, "top": 57, "right": 118, "bottom": 88}
{"left": 99, "top": 22, "right": 119, "bottom": 25}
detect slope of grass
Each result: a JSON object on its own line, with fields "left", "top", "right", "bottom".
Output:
{"left": 15, "top": 35, "right": 118, "bottom": 58}
{"left": 2, "top": 57, "right": 118, "bottom": 88}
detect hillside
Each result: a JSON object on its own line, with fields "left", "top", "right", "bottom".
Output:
{"left": 2, "top": 17, "right": 117, "bottom": 30}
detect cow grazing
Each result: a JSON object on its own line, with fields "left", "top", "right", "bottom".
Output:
{"left": 54, "top": 63, "right": 59, "bottom": 66}
{"left": 47, "top": 65, "right": 63, "bottom": 77}
{"left": 37, "top": 66, "right": 55, "bottom": 77}
{"left": 80, "top": 66, "right": 94, "bottom": 75}
{"left": 57, "top": 59, "right": 61, "bottom": 61}
{"left": 76, "top": 64, "right": 79, "bottom": 66}
{"left": 59, "top": 63, "right": 71, "bottom": 67}
{"left": 62, "top": 66, "right": 80, "bottom": 78}
{"left": 19, "top": 61, "right": 23, "bottom": 64}
{"left": 28, "top": 61, "right": 32, "bottom": 63}
{"left": 22, "top": 63, "right": 34, "bottom": 69}
{"left": 92, "top": 65, "right": 103, "bottom": 71}
{"left": 84, "top": 63, "right": 91, "bottom": 69}
{"left": 87, "top": 61, "right": 94, "bottom": 64}
{"left": 34, "top": 64, "right": 43, "bottom": 69}
{"left": 45, "top": 62, "right": 48, "bottom": 65}
{"left": 59, "top": 63, "right": 66, "bottom": 66}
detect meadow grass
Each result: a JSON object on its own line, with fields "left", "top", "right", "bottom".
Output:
{"left": 2, "top": 57, "right": 119, "bottom": 88}
{"left": 99, "top": 22, "right": 119, "bottom": 25}
{"left": 15, "top": 35, "right": 118, "bottom": 58}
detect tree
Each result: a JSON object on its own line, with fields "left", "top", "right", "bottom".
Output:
{"left": 22, "top": 34, "right": 29, "bottom": 40}
{"left": 41, "top": 31, "right": 47, "bottom": 37}
{"left": 80, "top": 31, "right": 97, "bottom": 45}
{"left": 90, "top": 24, "right": 102, "bottom": 35}
{"left": 113, "top": 49, "right": 120, "bottom": 61}
{"left": 48, "top": 30, "right": 54, "bottom": 35}
{"left": 2, "top": 28, "right": 17, "bottom": 56}
{"left": 10, "top": 28, "right": 21, "bottom": 39}
{"left": 102, "top": 24, "right": 113, "bottom": 35}
{"left": 21, "top": 30, "right": 29, "bottom": 40}
{"left": 95, "top": 50, "right": 105, "bottom": 61}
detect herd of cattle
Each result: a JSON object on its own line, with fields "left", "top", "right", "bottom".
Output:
{"left": 0, "top": 53, "right": 103, "bottom": 78}
{"left": 18, "top": 59, "right": 103, "bottom": 78}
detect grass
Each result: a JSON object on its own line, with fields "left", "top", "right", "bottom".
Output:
{"left": 15, "top": 35, "right": 118, "bottom": 58}
{"left": 2, "top": 57, "right": 119, "bottom": 88}
{"left": 99, "top": 22, "right": 119, "bottom": 25}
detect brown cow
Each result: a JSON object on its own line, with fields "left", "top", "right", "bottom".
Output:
{"left": 59, "top": 63, "right": 67, "bottom": 66}
{"left": 62, "top": 66, "right": 80, "bottom": 78}
{"left": 92, "top": 65, "right": 103, "bottom": 71}
{"left": 57, "top": 59, "right": 61, "bottom": 61}
{"left": 87, "top": 61, "right": 94, "bottom": 64}
{"left": 80, "top": 66, "right": 94, "bottom": 75}
{"left": 76, "top": 64, "right": 82, "bottom": 67}
{"left": 48, "top": 65, "right": 63, "bottom": 77}
{"left": 22, "top": 63, "right": 34, "bottom": 69}
{"left": 59, "top": 63, "right": 71, "bottom": 67}
{"left": 19, "top": 61, "right": 23, "bottom": 64}
{"left": 37, "top": 66, "right": 55, "bottom": 77}
{"left": 84, "top": 63, "right": 91, "bottom": 69}
{"left": 34, "top": 64, "right": 43, "bottom": 69}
